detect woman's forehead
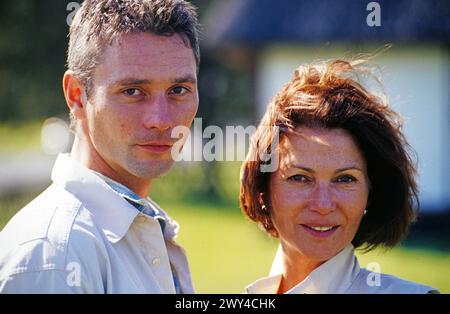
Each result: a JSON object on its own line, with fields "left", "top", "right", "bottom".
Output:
{"left": 278, "top": 126, "right": 366, "bottom": 169}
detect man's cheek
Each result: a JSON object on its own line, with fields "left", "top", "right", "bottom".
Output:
{"left": 117, "top": 122, "right": 135, "bottom": 141}
{"left": 185, "top": 105, "right": 199, "bottom": 123}
{"left": 172, "top": 111, "right": 191, "bottom": 127}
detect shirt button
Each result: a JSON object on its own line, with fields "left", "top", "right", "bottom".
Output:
{"left": 152, "top": 257, "right": 160, "bottom": 266}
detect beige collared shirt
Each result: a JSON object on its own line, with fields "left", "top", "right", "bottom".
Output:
{"left": 0, "top": 153, "right": 193, "bottom": 293}
{"left": 246, "top": 244, "right": 438, "bottom": 294}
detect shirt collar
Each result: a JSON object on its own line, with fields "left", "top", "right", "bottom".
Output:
{"left": 94, "top": 171, "right": 145, "bottom": 203}
{"left": 246, "top": 244, "right": 360, "bottom": 294}
{"left": 50, "top": 153, "right": 179, "bottom": 243}
{"left": 93, "top": 171, "right": 156, "bottom": 214}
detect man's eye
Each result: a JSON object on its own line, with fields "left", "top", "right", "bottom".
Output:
{"left": 170, "top": 86, "right": 189, "bottom": 95}
{"left": 122, "top": 88, "right": 143, "bottom": 97}
{"left": 288, "top": 175, "right": 311, "bottom": 183}
{"left": 334, "top": 175, "right": 357, "bottom": 183}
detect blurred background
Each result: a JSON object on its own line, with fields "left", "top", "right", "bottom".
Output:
{"left": 0, "top": 0, "right": 449, "bottom": 293}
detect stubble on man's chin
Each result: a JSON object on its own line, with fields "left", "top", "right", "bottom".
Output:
{"left": 126, "top": 158, "right": 175, "bottom": 180}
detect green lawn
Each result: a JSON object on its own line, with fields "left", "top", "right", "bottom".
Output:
{"left": 0, "top": 120, "right": 43, "bottom": 152}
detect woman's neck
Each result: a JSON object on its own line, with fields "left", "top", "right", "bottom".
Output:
{"left": 277, "top": 246, "right": 325, "bottom": 294}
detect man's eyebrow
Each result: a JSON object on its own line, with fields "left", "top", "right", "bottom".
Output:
{"left": 111, "top": 78, "right": 152, "bottom": 86}
{"left": 171, "top": 75, "right": 197, "bottom": 84}
{"left": 110, "top": 75, "right": 197, "bottom": 86}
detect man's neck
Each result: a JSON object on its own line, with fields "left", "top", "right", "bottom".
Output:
{"left": 70, "top": 135, "right": 152, "bottom": 198}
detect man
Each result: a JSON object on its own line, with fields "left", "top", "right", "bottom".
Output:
{"left": 0, "top": 0, "right": 199, "bottom": 293}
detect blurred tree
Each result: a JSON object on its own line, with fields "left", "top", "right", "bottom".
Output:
{"left": 0, "top": 0, "right": 68, "bottom": 122}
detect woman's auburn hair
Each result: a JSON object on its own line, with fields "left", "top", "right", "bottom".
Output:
{"left": 239, "top": 59, "right": 418, "bottom": 251}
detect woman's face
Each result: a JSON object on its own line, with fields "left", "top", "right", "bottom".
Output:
{"left": 269, "top": 126, "right": 369, "bottom": 262}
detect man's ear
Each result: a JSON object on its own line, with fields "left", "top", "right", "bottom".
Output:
{"left": 62, "top": 71, "right": 87, "bottom": 121}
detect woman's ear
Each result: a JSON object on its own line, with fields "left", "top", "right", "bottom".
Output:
{"left": 258, "top": 192, "right": 279, "bottom": 237}
{"left": 62, "top": 71, "right": 87, "bottom": 122}
{"left": 258, "top": 192, "right": 265, "bottom": 208}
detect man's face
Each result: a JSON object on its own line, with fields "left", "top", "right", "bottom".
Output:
{"left": 83, "top": 32, "right": 198, "bottom": 181}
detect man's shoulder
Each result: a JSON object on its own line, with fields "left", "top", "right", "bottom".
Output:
{"left": 0, "top": 184, "right": 105, "bottom": 280}
{"left": 1, "top": 184, "right": 82, "bottom": 246}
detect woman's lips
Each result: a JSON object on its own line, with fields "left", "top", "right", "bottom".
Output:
{"left": 300, "top": 224, "right": 340, "bottom": 238}
{"left": 137, "top": 144, "right": 173, "bottom": 153}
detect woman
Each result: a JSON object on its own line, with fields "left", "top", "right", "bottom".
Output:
{"left": 239, "top": 59, "right": 439, "bottom": 294}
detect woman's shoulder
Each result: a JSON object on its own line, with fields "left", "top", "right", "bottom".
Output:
{"left": 348, "top": 267, "right": 439, "bottom": 294}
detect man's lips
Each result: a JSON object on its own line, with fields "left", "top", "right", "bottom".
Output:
{"left": 136, "top": 143, "right": 173, "bottom": 153}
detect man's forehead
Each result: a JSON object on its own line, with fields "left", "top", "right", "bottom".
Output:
{"left": 93, "top": 33, "right": 197, "bottom": 85}
{"left": 108, "top": 32, "right": 191, "bottom": 57}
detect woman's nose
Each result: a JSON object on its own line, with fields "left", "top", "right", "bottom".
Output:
{"left": 309, "top": 182, "right": 336, "bottom": 215}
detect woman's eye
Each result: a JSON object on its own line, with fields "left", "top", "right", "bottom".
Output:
{"left": 335, "top": 175, "right": 357, "bottom": 183}
{"left": 170, "top": 86, "right": 189, "bottom": 95}
{"left": 288, "top": 175, "right": 311, "bottom": 183}
{"left": 122, "top": 88, "right": 143, "bottom": 97}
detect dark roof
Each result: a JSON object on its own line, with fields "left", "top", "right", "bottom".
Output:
{"left": 202, "top": 0, "right": 450, "bottom": 46}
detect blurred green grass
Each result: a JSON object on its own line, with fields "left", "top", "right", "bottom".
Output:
{"left": 0, "top": 120, "right": 43, "bottom": 152}
{"left": 161, "top": 201, "right": 278, "bottom": 293}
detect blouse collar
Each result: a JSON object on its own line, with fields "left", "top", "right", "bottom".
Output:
{"left": 246, "top": 244, "right": 360, "bottom": 294}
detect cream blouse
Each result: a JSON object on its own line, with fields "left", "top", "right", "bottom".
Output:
{"left": 246, "top": 244, "right": 438, "bottom": 294}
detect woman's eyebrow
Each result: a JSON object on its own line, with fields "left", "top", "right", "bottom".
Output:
{"left": 334, "top": 166, "right": 364, "bottom": 173}
{"left": 287, "top": 165, "right": 316, "bottom": 173}
{"left": 286, "top": 165, "right": 364, "bottom": 173}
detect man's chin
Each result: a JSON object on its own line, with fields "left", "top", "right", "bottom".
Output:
{"left": 127, "top": 159, "right": 175, "bottom": 180}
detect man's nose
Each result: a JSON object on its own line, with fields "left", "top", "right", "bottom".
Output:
{"left": 142, "top": 93, "right": 172, "bottom": 131}
{"left": 309, "top": 182, "right": 336, "bottom": 215}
